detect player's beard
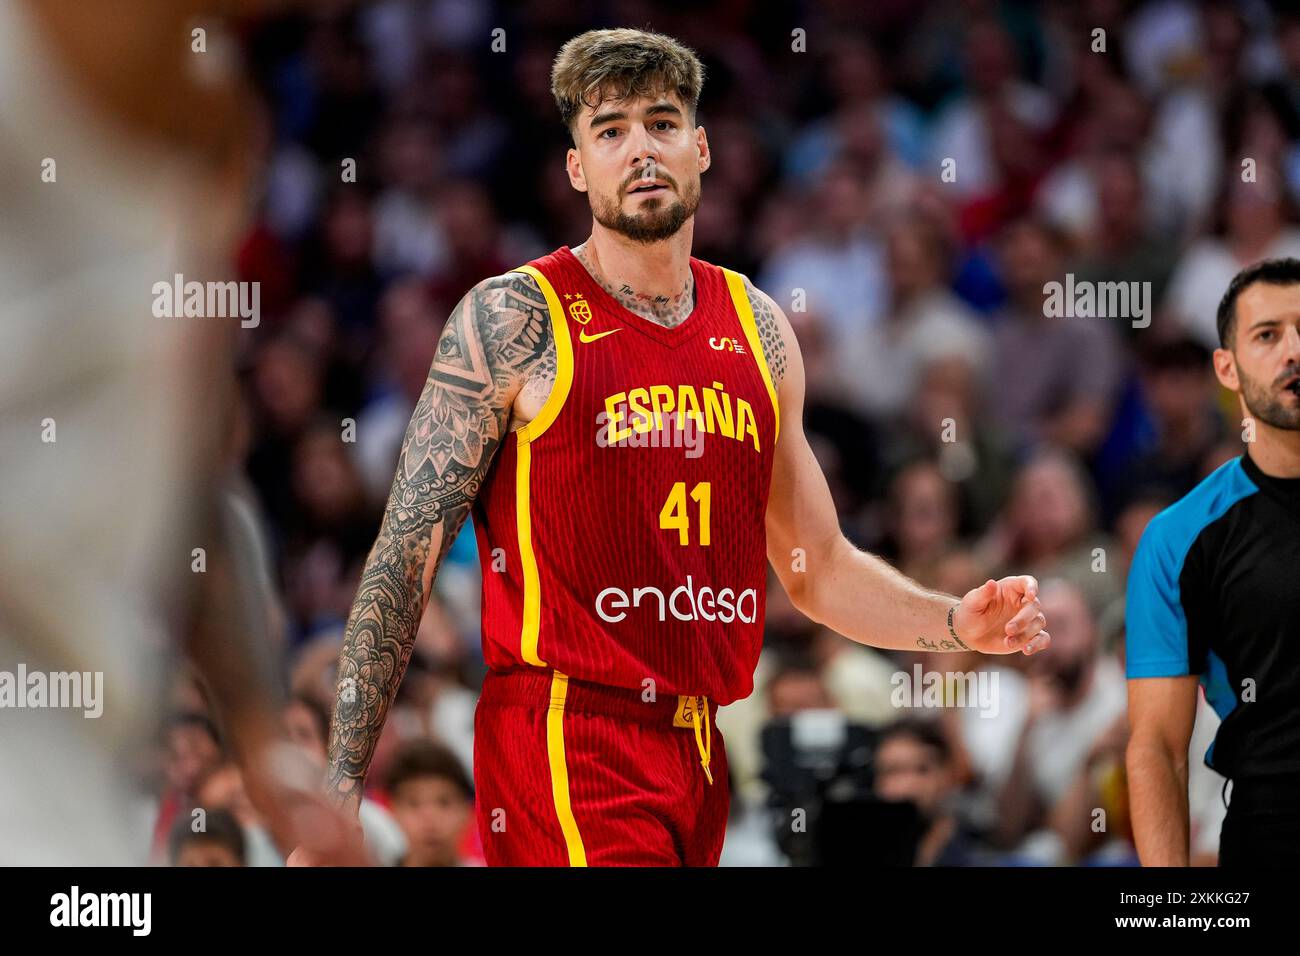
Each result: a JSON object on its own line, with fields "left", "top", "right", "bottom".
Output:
{"left": 1238, "top": 361, "right": 1300, "bottom": 431}
{"left": 591, "top": 175, "right": 700, "bottom": 244}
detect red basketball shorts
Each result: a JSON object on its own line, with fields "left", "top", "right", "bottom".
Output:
{"left": 472, "top": 667, "right": 731, "bottom": 866}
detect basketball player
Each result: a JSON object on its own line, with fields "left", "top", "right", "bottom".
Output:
{"left": 1127, "top": 259, "right": 1300, "bottom": 866}
{"left": 300, "top": 29, "right": 1050, "bottom": 867}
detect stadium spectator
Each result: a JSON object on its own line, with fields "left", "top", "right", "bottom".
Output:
{"left": 384, "top": 740, "right": 478, "bottom": 867}
{"left": 169, "top": 808, "right": 248, "bottom": 867}
{"left": 875, "top": 718, "right": 984, "bottom": 866}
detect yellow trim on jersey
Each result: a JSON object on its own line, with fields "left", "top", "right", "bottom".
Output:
{"left": 723, "top": 269, "right": 780, "bottom": 443}
{"left": 547, "top": 671, "right": 588, "bottom": 866}
{"left": 514, "top": 439, "right": 545, "bottom": 666}
{"left": 508, "top": 263, "right": 573, "bottom": 666}
{"left": 513, "top": 264, "right": 574, "bottom": 444}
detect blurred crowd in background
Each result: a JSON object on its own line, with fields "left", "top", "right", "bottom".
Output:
{"left": 152, "top": 0, "right": 1300, "bottom": 866}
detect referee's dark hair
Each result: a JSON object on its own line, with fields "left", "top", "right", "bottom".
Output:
{"left": 1216, "top": 257, "right": 1300, "bottom": 349}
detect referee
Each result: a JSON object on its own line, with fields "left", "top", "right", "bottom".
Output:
{"left": 1127, "top": 258, "right": 1300, "bottom": 866}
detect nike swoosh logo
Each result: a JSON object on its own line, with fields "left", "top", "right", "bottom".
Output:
{"left": 578, "top": 327, "right": 622, "bottom": 343}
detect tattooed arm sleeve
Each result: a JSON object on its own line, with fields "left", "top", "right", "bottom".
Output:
{"left": 325, "top": 272, "right": 552, "bottom": 809}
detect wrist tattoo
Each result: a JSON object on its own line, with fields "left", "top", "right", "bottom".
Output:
{"left": 916, "top": 636, "right": 965, "bottom": 652}
{"left": 947, "top": 604, "right": 971, "bottom": 651}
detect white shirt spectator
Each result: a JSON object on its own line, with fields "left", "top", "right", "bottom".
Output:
{"left": 1028, "top": 655, "right": 1128, "bottom": 807}
{"left": 928, "top": 84, "right": 1056, "bottom": 199}
{"left": 758, "top": 230, "right": 887, "bottom": 349}
{"left": 838, "top": 289, "right": 992, "bottom": 417}
{"left": 1166, "top": 228, "right": 1300, "bottom": 349}
{"left": 959, "top": 657, "right": 1127, "bottom": 820}
{"left": 1188, "top": 691, "right": 1228, "bottom": 860}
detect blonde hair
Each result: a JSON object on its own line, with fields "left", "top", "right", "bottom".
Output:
{"left": 551, "top": 28, "right": 705, "bottom": 140}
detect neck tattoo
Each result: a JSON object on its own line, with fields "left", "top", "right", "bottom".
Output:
{"left": 572, "top": 242, "right": 695, "bottom": 328}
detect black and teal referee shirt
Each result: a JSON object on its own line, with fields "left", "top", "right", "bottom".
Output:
{"left": 1126, "top": 453, "right": 1300, "bottom": 779}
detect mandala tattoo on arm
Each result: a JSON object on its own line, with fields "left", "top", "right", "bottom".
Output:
{"left": 325, "top": 271, "right": 553, "bottom": 807}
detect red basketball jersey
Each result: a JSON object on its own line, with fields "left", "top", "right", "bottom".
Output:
{"left": 471, "top": 246, "right": 779, "bottom": 705}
